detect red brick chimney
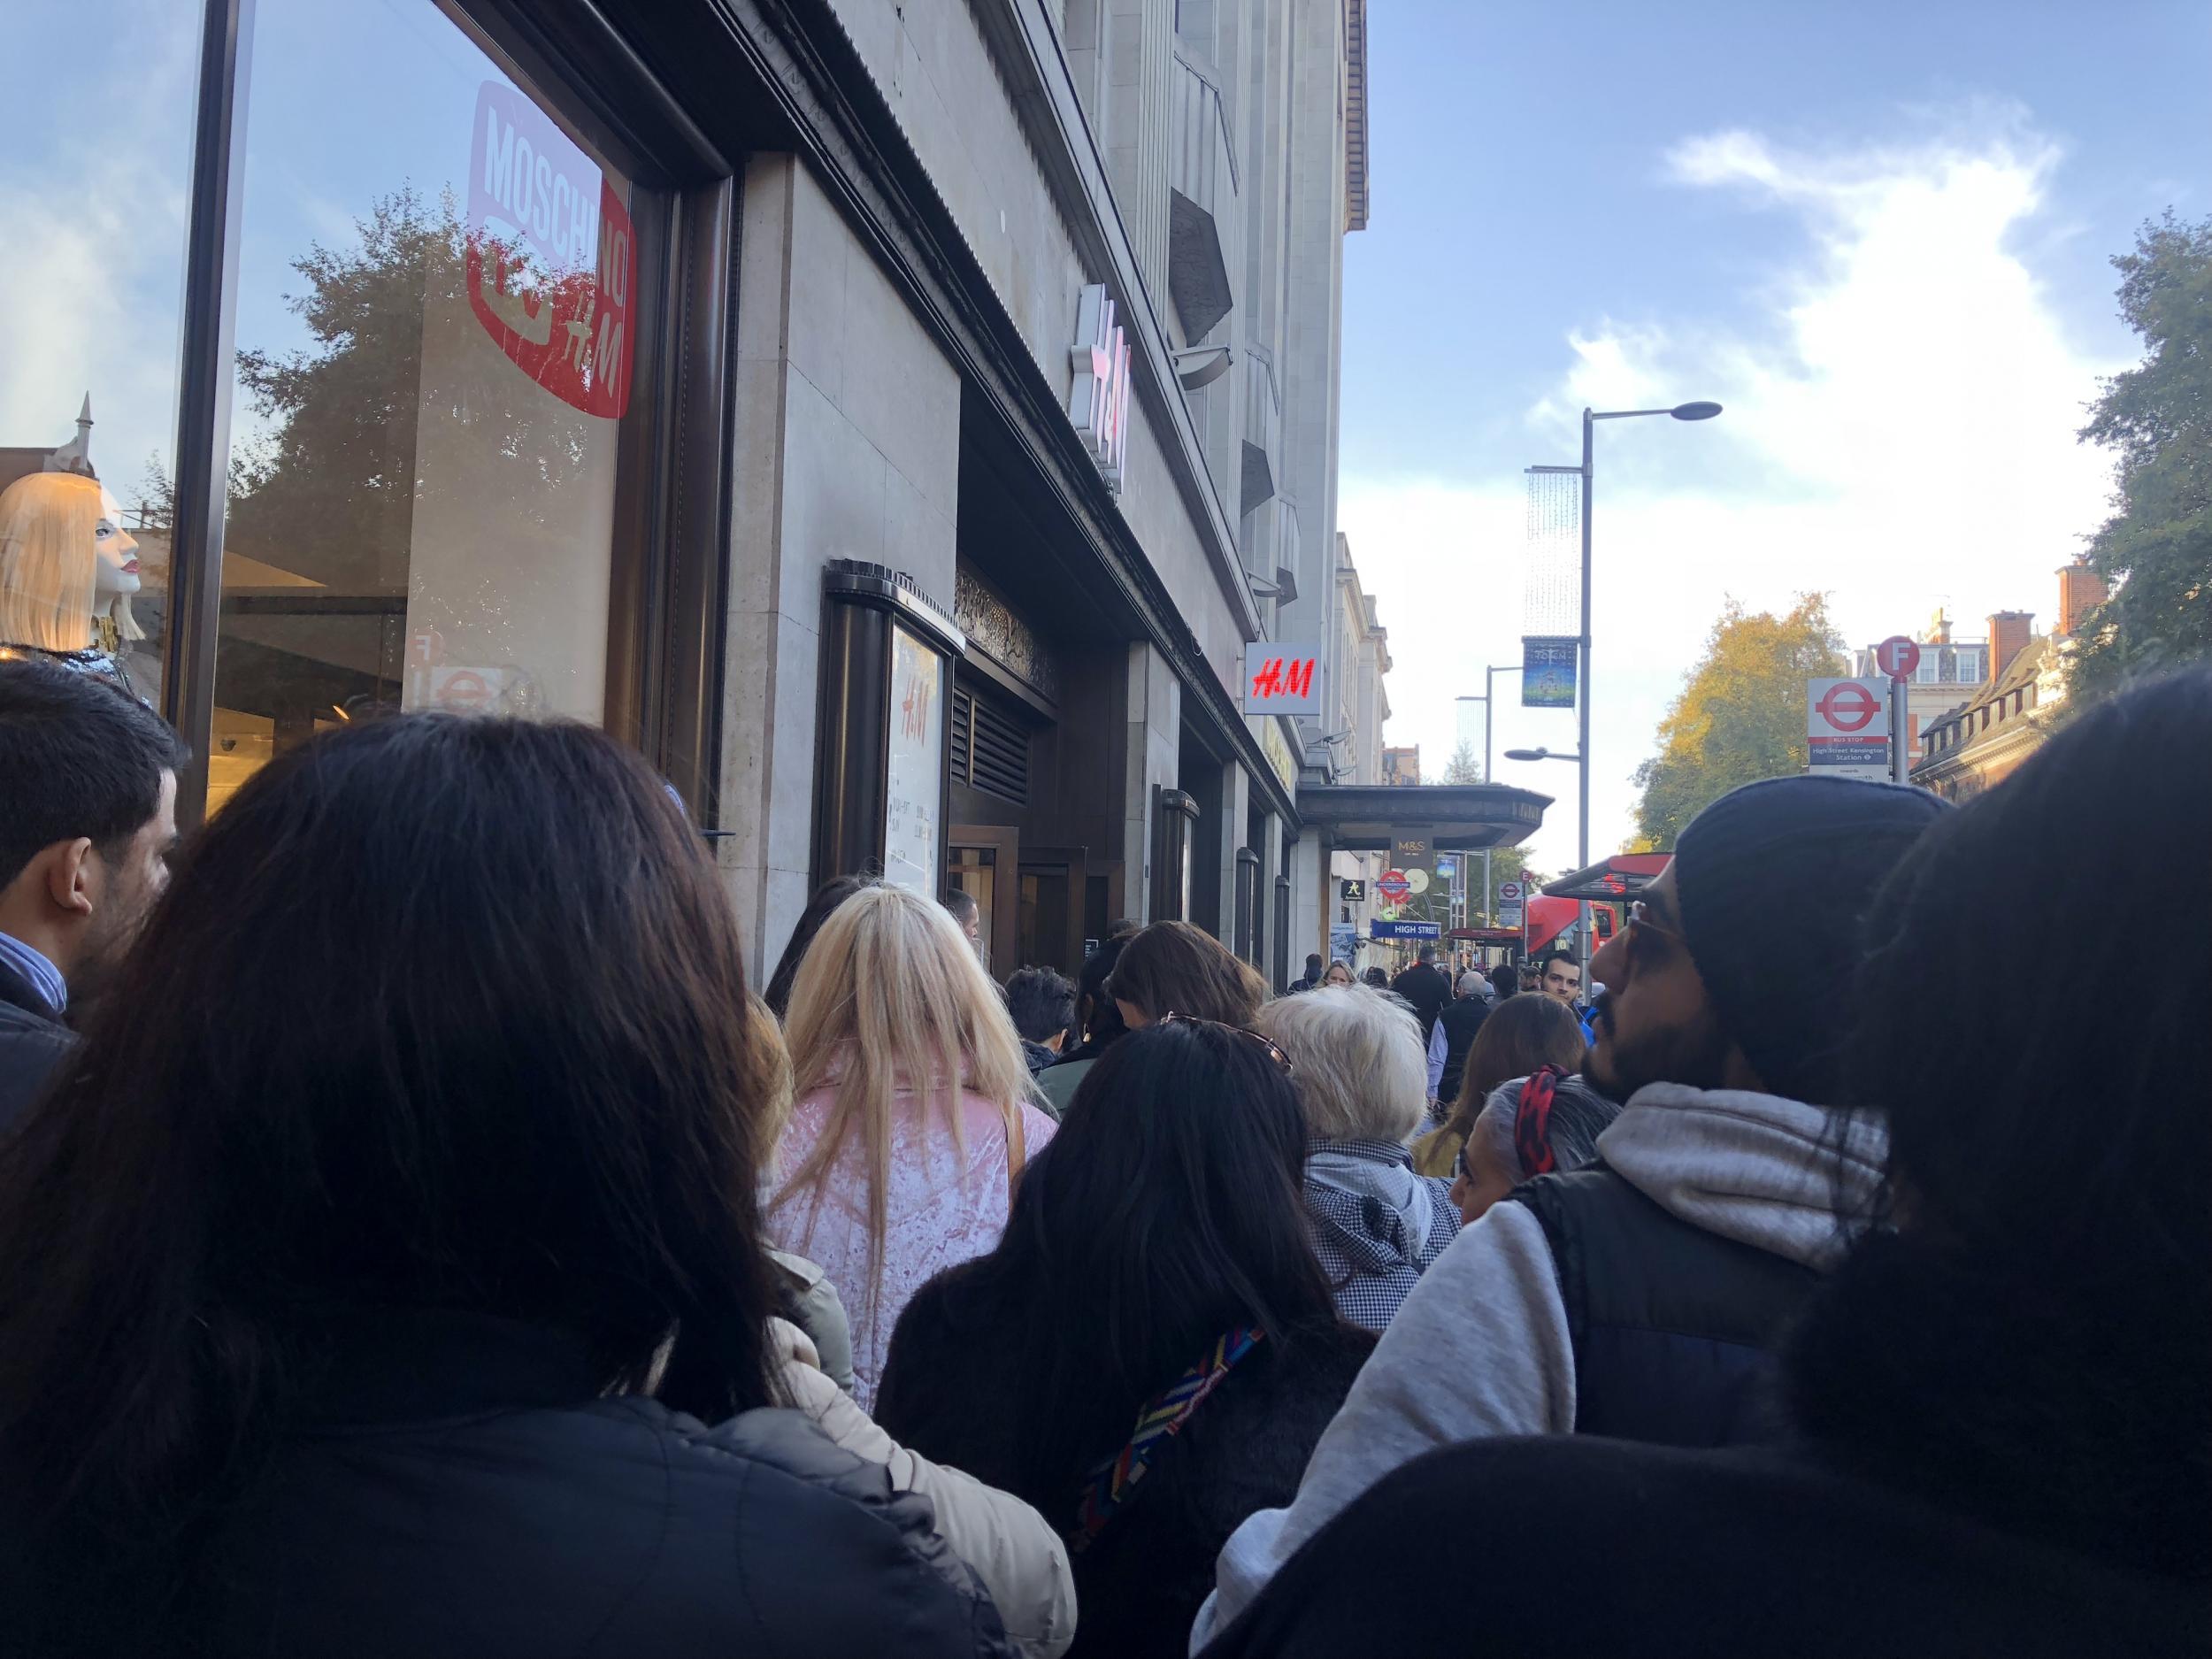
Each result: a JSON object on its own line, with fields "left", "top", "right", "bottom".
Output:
{"left": 1989, "top": 611, "right": 2034, "bottom": 680}
{"left": 2057, "top": 559, "right": 2108, "bottom": 638}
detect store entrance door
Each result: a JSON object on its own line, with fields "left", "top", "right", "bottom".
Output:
{"left": 1016, "top": 845, "right": 1088, "bottom": 978}
{"left": 948, "top": 825, "right": 1019, "bottom": 980}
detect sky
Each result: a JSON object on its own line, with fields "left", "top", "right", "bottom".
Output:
{"left": 1339, "top": 0, "right": 2210, "bottom": 875}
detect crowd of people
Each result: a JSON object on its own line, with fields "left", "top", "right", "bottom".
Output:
{"left": 0, "top": 653, "right": 2205, "bottom": 1656}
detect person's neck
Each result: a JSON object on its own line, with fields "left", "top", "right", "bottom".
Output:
{"left": 0, "top": 900, "right": 76, "bottom": 983}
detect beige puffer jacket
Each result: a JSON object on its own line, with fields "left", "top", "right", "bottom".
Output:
{"left": 770, "top": 1317, "right": 1076, "bottom": 1659}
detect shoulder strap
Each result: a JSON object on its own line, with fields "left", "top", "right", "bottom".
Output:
{"left": 1068, "top": 1325, "right": 1265, "bottom": 1551}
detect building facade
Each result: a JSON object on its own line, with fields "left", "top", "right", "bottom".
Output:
{"left": 4, "top": 0, "right": 1529, "bottom": 995}
{"left": 1851, "top": 611, "right": 1989, "bottom": 765}
{"left": 1911, "top": 562, "right": 2110, "bottom": 801}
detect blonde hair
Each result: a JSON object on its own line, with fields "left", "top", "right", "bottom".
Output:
{"left": 1254, "top": 985, "right": 1427, "bottom": 1144}
{"left": 0, "top": 472, "right": 137, "bottom": 650}
{"left": 771, "top": 882, "right": 1033, "bottom": 1307}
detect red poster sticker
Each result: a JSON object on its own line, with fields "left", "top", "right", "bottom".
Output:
{"left": 465, "top": 81, "right": 633, "bottom": 419}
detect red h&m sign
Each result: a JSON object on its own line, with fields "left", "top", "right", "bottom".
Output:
{"left": 1245, "top": 641, "right": 1322, "bottom": 715}
{"left": 466, "top": 81, "right": 634, "bottom": 419}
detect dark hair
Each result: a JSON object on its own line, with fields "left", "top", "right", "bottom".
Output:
{"left": 1443, "top": 993, "right": 1587, "bottom": 1138}
{"left": 764, "top": 874, "right": 867, "bottom": 1018}
{"left": 1499, "top": 1071, "right": 1619, "bottom": 1175}
{"left": 0, "top": 658, "right": 188, "bottom": 886}
{"left": 942, "top": 887, "right": 979, "bottom": 924}
{"left": 0, "top": 716, "right": 784, "bottom": 1629}
{"left": 1302, "top": 953, "right": 1325, "bottom": 980}
{"left": 1105, "top": 919, "right": 1268, "bottom": 1025}
{"left": 1814, "top": 672, "right": 2212, "bottom": 1579}
{"left": 1486, "top": 964, "right": 1517, "bottom": 1001}
{"left": 892, "top": 1020, "right": 1339, "bottom": 1509}
{"left": 1004, "top": 965, "right": 1077, "bottom": 1048}
{"left": 1064, "top": 931, "right": 1133, "bottom": 1060}
{"left": 1538, "top": 949, "right": 1580, "bottom": 979}
{"left": 1361, "top": 966, "right": 1388, "bottom": 988}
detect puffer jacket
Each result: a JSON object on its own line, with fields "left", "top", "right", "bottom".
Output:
{"left": 27, "top": 1307, "right": 1017, "bottom": 1657}
{"left": 771, "top": 1317, "right": 1076, "bottom": 1658}
{"left": 1196, "top": 1083, "right": 1886, "bottom": 1647}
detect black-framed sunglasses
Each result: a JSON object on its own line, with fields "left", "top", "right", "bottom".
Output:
{"left": 1160, "top": 1011, "right": 1294, "bottom": 1077}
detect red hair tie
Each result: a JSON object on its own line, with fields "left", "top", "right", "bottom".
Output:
{"left": 1514, "top": 1065, "right": 1569, "bottom": 1177}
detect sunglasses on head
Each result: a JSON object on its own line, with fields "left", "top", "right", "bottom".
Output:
{"left": 1159, "top": 1011, "right": 1294, "bottom": 1076}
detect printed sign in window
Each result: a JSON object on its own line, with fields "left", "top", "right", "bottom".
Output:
{"left": 466, "top": 81, "right": 634, "bottom": 419}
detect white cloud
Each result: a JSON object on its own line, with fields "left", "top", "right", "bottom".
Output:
{"left": 0, "top": 3, "right": 201, "bottom": 502}
{"left": 1341, "top": 114, "right": 2124, "bottom": 873}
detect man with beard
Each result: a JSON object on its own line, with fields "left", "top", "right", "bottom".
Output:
{"left": 0, "top": 661, "right": 184, "bottom": 1130}
{"left": 1193, "top": 775, "right": 1945, "bottom": 1647}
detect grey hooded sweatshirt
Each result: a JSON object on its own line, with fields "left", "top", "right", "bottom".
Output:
{"left": 1192, "top": 1082, "right": 1886, "bottom": 1650}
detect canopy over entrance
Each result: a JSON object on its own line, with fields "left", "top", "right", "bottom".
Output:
{"left": 1541, "top": 852, "right": 1670, "bottom": 902}
{"left": 1294, "top": 782, "right": 1550, "bottom": 852}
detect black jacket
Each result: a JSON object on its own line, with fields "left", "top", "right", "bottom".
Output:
{"left": 1388, "top": 964, "right": 1449, "bottom": 1043}
{"left": 0, "top": 954, "right": 73, "bottom": 1135}
{"left": 1199, "top": 1436, "right": 2210, "bottom": 1658}
{"left": 879, "top": 1268, "right": 1375, "bottom": 1659}
{"left": 1432, "top": 995, "right": 1489, "bottom": 1104}
{"left": 1513, "top": 1164, "right": 1816, "bottom": 1446}
{"left": 19, "top": 1309, "right": 1013, "bottom": 1658}
{"left": 1206, "top": 1227, "right": 2211, "bottom": 1655}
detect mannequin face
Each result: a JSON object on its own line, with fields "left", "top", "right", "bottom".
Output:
{"left": 92, "top": 488, "right": 141, "bottom": 598}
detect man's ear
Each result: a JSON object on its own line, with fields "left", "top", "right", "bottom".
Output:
{"left": 41, "top": 838, "right": 98, "bottom": 920}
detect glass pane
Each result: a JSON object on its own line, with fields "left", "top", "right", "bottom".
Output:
{"left": 213, "top": 0, "right": 635, "bottom": 810}
{"left": 946, "top": 847, "right": 995, "bottom": 976}
{"left": 0, "top": 0, "right": 197, "bottom": 707}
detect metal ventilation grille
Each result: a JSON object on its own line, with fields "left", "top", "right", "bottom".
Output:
{"left": 967, "top": 694, "right": 1030, "bottom": 804}
{"left": 950, "top": 690, "right": 973, "bottom": 783}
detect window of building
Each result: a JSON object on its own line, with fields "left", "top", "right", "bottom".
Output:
{"left": 206, "top": 0, "right": 638, "bottom": 810}
{"left": 1957, "top": 647, "right": 1984, "bottom": 683}
{"left": 0, "top": 1, "right": 198, "bottom": 704}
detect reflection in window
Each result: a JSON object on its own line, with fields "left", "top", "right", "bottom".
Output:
{"left": 211, "top": 0, "right": 634, "bottom": 809}
{"left": 0, "top": 2, "right": 197, "bottom": 705}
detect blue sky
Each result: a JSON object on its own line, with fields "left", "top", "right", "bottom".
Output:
{"left": 1340, "top": 0, "right": 2209, "bottom": 872}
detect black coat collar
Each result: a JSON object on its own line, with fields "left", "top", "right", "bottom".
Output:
{"left": 300, "top": 1308, "right": 613, "bottom": 1425}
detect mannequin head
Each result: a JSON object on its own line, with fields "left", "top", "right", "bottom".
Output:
{"left": 0, "top": 472, "right": 143, "bottom": 651}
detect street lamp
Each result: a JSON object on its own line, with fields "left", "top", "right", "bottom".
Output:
{"left": 1504, "top": 747, "right": 1582, "bottom": 763}
{"left": 1529, "top": 398, "right": 1722, "bottom": 962}
{"left": 1457, "top": 664, "right": 1525, "bottom": 926}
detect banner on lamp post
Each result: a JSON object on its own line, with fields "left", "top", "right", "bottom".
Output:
{"left": 1521, "top": 637, "right": 1578, "bottom": 709}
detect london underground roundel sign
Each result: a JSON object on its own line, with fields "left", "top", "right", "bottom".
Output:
{"left": 1815, "top": 680, "right": 1881, "bottom": 733}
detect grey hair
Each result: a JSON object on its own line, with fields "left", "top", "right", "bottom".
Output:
{"left": 1252, "top": 985, "right": 1427, "bottom": 1143}
{"left": 1472, "top": 1073, "right": 1624, "bottom": 1180}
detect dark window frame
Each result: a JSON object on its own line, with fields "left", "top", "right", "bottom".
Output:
{"left": 164, "top": 0, "right": 741, "bottom": 827}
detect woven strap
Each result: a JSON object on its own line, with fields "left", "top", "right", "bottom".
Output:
{"left": 1069, "top": 1325, "right": 1264, "bottom": 1551}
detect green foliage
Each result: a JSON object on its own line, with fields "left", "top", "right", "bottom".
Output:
{"left": 2071, "top": 211, "right": 2212, "bottom": 695}
{"left": 1629, "top": 594, "right": 1847, "bottom": 850}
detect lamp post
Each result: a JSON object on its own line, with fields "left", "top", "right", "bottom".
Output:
{"left": 1459, "top": 662, "right": 1525, "bottom": 926}
{"left": 1529, "top": 400, "right": 1721, "bottom": 964}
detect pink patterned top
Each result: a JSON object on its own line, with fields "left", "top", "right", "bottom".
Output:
{"left": 767, "top": 1083, "right": 1057, "bottom": 1413}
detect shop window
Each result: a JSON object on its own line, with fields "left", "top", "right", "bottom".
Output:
{"left": 208, "top": 0, "right": 638, "bottom": 809}
{"left": 0, "top": 2, "right": 197, "bottom": 704}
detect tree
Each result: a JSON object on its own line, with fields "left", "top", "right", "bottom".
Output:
{"left": 2070, "top": 211, "right": 2212, "bottom": 695}
{"left": 227, "top": 185, "right": 603, "bottom": 592}
{"left": 1629, "top": 594, "right": 1847, "bottom": 850}
{"left": 1441, "top": 739, "right": 1481, "bottom": 785}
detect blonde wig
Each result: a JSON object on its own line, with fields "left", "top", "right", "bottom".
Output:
{"left": 0, "top": 472, "right": 140, "bottom": 650}
{"left": 771, "top": 882, "right": 1033, "bottom": 1305}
